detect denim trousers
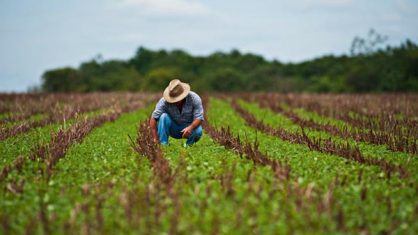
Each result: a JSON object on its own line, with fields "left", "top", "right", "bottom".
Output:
{"left": 157, "top": 113, "right": 203, "bottom": 145}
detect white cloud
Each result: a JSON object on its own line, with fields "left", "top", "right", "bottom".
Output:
{"left": 395, "top": 0, "right": 416, "bottom": 14}
{"left": 395, "top": 0, "right": 408, "bottom": 11}
{"left": 119, "top": 0, "right": 212, "bottom": 16}
{"left": 284, "top": 0, "right": 353, "bottom": 10}
{"left": 304, "top": 0, "right": 353, "bottom": 7}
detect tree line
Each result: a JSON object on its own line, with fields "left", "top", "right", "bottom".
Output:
{"left": 42, "top": 34, "right": 418, "bottom": 93}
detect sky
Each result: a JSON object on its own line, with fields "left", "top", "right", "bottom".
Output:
{"left": 1, "top": 0, "right": 417, "bottom": 92}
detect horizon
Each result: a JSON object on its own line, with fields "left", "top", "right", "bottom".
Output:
{"left": 1, "top": 0, "right": 418, "bottom": 92}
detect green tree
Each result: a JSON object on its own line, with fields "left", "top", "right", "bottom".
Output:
{"left": 143, "top": 67, "right": 181, "bottom": 91}
{"left": 204, "top": 68, "right": 246, "bottom": 91}
{"left": 41, "top": 67, "right": 80, "bottom": 92}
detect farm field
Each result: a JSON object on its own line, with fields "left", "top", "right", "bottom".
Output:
{"left": 0, "top": 92, "right": 417, "bottom": 234}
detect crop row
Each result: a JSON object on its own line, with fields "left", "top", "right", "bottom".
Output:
{"left": 202, "top": 98, "right": 344, "bottom": 219}
{"left": 0, "top": 96, "right": 153, "bottom": 185}
{"left": 0, "top": 102, "right": 156, "bottom": 234}
{"left": 241, "top": 93, "right": 418, "bottom": 119}
{"left": 0, "top": 93, "right": 151, "bottom": 122}
{"left": 229, "top": 99, "right": 408, "bottom": 178}
{"left": 0, "top": 93, "right": 156, "bottom": 141}
{"left": 243, "top": 94, "right": 417, "bottom": 155}
{"left": 202, "top": 97, "right": 290, "bottom": 181}
{"left": 124, "top": 102, "right": 344, "bottom": 234}
{"left": 0, "top": 97, "right": 155, "bottom": 187}
{"left": 132, "top": 120, "right": 174, "bottom": 188}
{"left": 232, "top": 93, "right": 418, "bottom": 150}
{"left": 1, "top": 94, "right": 416, "bottom": 234}
{"left": 42, "top": 99, "right": 339, "bottom": 234}
{"left": 208, "top": 97, "right": 417, "bottom": 234}
{"left": 236, "top": 98, "right": 418, "bottom": 181}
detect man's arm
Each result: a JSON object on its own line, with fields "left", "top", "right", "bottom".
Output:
{"left": 190, "top": 118, "right": 202, "bottom": 130}
{"left": 181, "top": 93, "right": 204, "bottom": 138}
{"left": 149, "top": 118, "right": 158, "bottom": 143}
{"left": 181, "top": 119, "right": 202, "bottom": 138}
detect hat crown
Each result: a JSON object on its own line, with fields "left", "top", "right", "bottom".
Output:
{"left": 163, "top": 79, "right": 190, "bottom": 103}
{"left": 168, "top": 79, "right": 184, "bottom": 98}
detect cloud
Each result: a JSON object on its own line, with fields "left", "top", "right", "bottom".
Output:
{"left": 283, "top": 0, "right": 353, "bottom": 11}
{"left": 118, "top": 0, "right": 212, "bottom": 16}
{"left": 395, "top": 0, "right": 408, "bottom": 11}
{"left": 303, "top": 0, "right": 353, "bottom": 7}
{"left": 395, "top": 0, "right": 417, "bottom": 14}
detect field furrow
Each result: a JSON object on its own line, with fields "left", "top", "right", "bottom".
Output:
{"left": 1, "top": 93, "right": 416, "bottom": 235}
{"left": 237, "top": 99, "right": 418, "bottom": 181}
{"left": 0, "top": 93, "right": 155, "bottom": 141}
{"left": 0, "top": 109, "right": 104, "bottom": 170}
{"left": 251, "top": 96, "right": 418, "bottom": 154}
{"left": 0, "top": 105, "right": 154, "bottom": 234}
{"left": 233, "top": 99, "right": 412, "bottom": 178}
{"left": 209, "top": 97, "right": 417, "bottom": 234}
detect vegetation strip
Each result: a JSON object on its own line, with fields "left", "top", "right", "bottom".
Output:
{"left": 0, "top": 118, "right": 52, "bottom": 141}
{"left": 131, "top": 119, "right": 174, "bottom": 188}
{"left": 202, "top": 98, "right": 290, "bottom": 181}
{"left": 229, "top": 99, "right": 409, "bottom": 178}
{"left": 248, "top": 95, "right": 417, "bottom": 155}
{"left": 197, "top": 99, "right": 343, "bottom": 231}
{"left": 0, "top": 93, "right": 102, "bottom": 124}
{"left": 48, "top": 105, "right": 156, "bottom": 234}
{"left": 124, "top": 100, "right": 339, "bottom": 233}
{"left": 251, "top": 93, "right": 418, "bottom": 123}
{"left": 237, "top": 93, "right": 418, "bottom": 144}
{"left": 1, "top": 94, "right": 417, "bottom": 234}
{"left": 280, "top": 94, "right": 417, "bottom": 148}
{"left": 0, "top": 99, "right": 153, "bottom": 182}
{"left": 130, "top": 119, "right": 181, "bottom": 233}
{"left": 0, "top": 109, "right": 97, "bottom": 141}
{"left": 0, "top": 93, "right": 153, "bottom": 141}
{"left": 30, "top": 111, "right": 122, "bottom": 178}
{"left": 204, "top": 98, "right": 361, "bottom": 231}
{"left": 208, "top": 97, "right": 418, "bottom": 234}
{"left": 0, "top": 105, "right": 157, "bottom": 235}
{"left": 0, "top": 93, "right": 142, "bottom": 122}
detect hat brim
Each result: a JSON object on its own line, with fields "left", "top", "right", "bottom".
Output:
{"left": 163, "top": 83, "right": 190, "bottom": 103}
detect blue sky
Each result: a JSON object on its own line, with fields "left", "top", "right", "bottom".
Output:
{"left": 1, "top": 0, "right": 417, "bottom": 92}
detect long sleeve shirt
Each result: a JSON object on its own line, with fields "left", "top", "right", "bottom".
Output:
{"left": 151, "top": 91, "right": 204, "bottom": 125}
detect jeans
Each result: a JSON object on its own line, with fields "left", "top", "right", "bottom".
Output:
{"left": 157, "top": 113, "right": 203, "bottom": 145}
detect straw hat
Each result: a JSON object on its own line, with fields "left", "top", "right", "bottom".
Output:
{"left": 163, "top": 79, "right": 190, "bottom": 103}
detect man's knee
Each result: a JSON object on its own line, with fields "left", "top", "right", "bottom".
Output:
{"left": 186, "top": 125, "right": 203, "bottom": 145}
{"left": 196, "top": 125, "right": 203, "bottom": 134}
{"left": 194, "top": 125, "right": 203, "bottom": 138}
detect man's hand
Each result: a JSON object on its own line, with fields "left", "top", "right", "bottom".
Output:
{"left": 181, "top": 119, "right": 202, "bottom": 139}
{"left": 181, "top": 125, "right": 193, "bottom": 138}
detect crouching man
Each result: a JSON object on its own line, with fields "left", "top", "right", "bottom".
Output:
{"left": 150, "top": 79, "right": 204, "bottom": 146}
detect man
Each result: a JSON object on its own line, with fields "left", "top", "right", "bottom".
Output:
{"left": 150, "top": 79, "right": 204, "bottom": 146}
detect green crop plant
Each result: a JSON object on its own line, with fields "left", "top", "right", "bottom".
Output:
{"left": 0, "top": 105, "right": 153, "bottom": 234}
{"left": 208, "top": 97, "right": 417, "bottom": 234}
{"left": 0, "top": 93, "right": 416, "bottom": 235}
{"left": 238, "top": 99, "right": 418, "bottom": 181}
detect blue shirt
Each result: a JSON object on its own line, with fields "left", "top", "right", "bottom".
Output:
{"left": 151, "top": 91, "right": 204, "bottom": 125}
